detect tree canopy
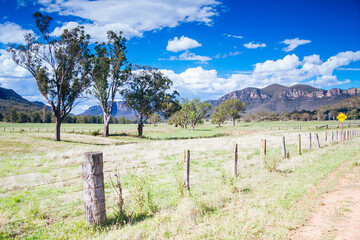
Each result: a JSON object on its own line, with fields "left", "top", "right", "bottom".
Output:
{"left": 181, "top": 98, "right": 211, "bottom": 131}
{"left": 122, "top": 66, "right": 179, "bottom": 137}
{"left": 8, "top": 12, "right": 91, "bottom": 141}
{"left": 87, "top": 31, "right": 130, "bottom": 137}
{"left": 218, "top": 99, "right": 246, "bottom": 126}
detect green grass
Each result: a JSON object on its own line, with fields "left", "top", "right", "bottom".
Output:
{"left": 0, "top": 121, "right": 359, "bottom": 239}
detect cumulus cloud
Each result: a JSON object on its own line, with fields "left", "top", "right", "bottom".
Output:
{"left": 306, "top": 76, "right": 351, "bottom": 88}
{"left": 243, "top": 42, "right": 266, "bottom": 49}
{"left": 281, "top": 38, "right": 311, "bottom": 52}
{"left": 0, "top": 50, "right": 39, "bottom": 96}
{"left": 0, "top": 22, "right": 35, "bottom": 44}
{"left": 166, "top": 36, "right": 202, "bottom": 52}
{"left": 160, "top": 50, "right": 360, "bottom": 100}
{"left": 38, "top": 0, "right": 221, "bottom": 40}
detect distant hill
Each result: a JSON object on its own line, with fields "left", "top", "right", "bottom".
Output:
{"left": 326, "top": 95, "right": 360, "bottom": 110}
{"left": 0, "top": 87, "right": 47, "bottom": 113}
{"left": 79, "top": 101, "right": 137, "bottom": 120}
{"left": 214, "top": 84, "right": 360, "bottom": 114}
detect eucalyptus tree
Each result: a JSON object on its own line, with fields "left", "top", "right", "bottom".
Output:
{"left": 181, "top": 98, "right": 211, "bottom": 131}
{"left": 122, "top": 66, "right": 179, "bottom": 138}
{"left": 211, "top": 105, "right": 227, "bottom": 127}
{"left": 218, "top": 99, "right": 246, "bottom": 126}
{"left": 87, "top": 31, "right": 130, "bottom": 137}
{"left": 8, "top": 12, "right": 91, "bottom": 141}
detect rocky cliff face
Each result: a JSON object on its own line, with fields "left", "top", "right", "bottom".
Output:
{"left": 215, "top": 84, "right": 360, "bottom": 114}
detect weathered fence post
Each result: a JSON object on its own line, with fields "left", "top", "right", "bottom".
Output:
{"left": 261, "top": 139, "right": 266, "bottom": 168}
{"left": 184, "top": 150, "right": 190, "bottom": 190}
{"left": 331, "top": 131, "right": 334, "bottom": 144}
{"left": 234, "top": 143, "right": 238, "bottom": 177}
{"left": 82, "top": 152, "right": 107, "bottom": 225}
{"left": 315, "top": 133, "right": 320, "bottom": 148}
{"left": 298, "top": 134, "right": 301, "bottom": 155}
{"left": 309, "top": 133, "right": 312, "bottom": 150}
{"left": 281, "top": 137, "right": 286, "bottom": 159}
{"left": 336, "top": 130, "right": 338, "bottom": 142}
{"left": 324, "top": 132, "right": 327, "bottom": 142}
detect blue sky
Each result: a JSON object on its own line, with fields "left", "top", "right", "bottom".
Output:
{"left": 0, "top": 0, "right": 359, "bottom": 114}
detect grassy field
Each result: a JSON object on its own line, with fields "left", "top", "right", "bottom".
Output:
{"left": 0, "top": 121, "right": 359, "bottom": 239}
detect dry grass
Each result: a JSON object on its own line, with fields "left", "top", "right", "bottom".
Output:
{"left": 0, "top": 122, "right": 359, "bottom": 239}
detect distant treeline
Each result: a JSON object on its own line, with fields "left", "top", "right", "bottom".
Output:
{"left": 0, "top": 107, "right": 136, "bottom": 124}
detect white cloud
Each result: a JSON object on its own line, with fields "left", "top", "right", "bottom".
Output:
{"left": 337, "top": 68, "right": 360, "bottom": 71}
{"left": 0, "top": 50, "right": 39, "bottom": 96}
{"left": 51, "top": 21, "right": 141, "bottom": 42}
{"left": 306, "top": 76, "right": 351, "bottom": 88}
{"left": 214, "top": 51, "right": 241, "bottom": 59}
{"left": 254, "top": 54, "right": 300, "bottom": 73}
{"left": 281, "top": 38, "right": 311, "bottom": 52}
{"left": 224, "top": 34, "right": 243, "bottom": 39}
{"left": 168, "top": 50, "right": 212, "bottom": 62}
{"left": 0, "top": 22, "right": 35, "bottom": 44}
{"left": 39, "top": 0, "right": 221, "bottom": 40}
{"left": 243, "top": 41, "right": 266, "bottom": 49}
{"left": 166, "top": 36, "right": 202, "bottom": 52}
{"left": 161, "top": 50, "right": 360, "bottom": 100}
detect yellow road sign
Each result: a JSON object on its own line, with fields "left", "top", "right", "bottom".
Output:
{"left": 337, "top": 113, "right": 347, "bottom": 122}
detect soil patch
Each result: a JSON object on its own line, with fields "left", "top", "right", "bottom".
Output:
{"left": 291, "top": 165, "right": 360, "bottom": 240}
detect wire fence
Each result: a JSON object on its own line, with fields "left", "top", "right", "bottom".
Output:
{"left": 1, "top": 128, "right": 359, "bottom": 236}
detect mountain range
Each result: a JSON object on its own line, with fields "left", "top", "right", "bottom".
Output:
{"left": 1, "top": 84, "right": 360, "bottom": 119}
{"left": 213, "top": 84, "right": 360, "bottom": 113}
{"left": 80, "top": 84, "right": 360, "bottom": 118}
{"left": 0, "top": 87, "right": 47, "bottom": 113}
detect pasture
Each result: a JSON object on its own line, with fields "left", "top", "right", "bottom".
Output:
{"left": 0, "top": 121, "right": 359, "bottom": 239}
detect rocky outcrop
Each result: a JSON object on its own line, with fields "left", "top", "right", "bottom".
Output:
{"left": 215, "top": 84, "right": 360, "bottom": 114}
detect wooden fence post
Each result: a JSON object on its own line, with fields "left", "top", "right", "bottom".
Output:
{"left": 234, "top": 143, "right": 238, "bottom": 177}
{"left": 324, "top": 132, "right": 327, "bottom": 142}
{"left": 282, "top": 137, "right": 286, "bottom": 159}
{"left": 82, "top": 152, "right": 107, "bottom": 225}
{"left": 336, "top": 130, "right": 338, "bottom": 142}
{"left": 261, "top": 139, "right": 266, "bottom": 168}
{"left": 331, "top": 131, "right": 334, "bottom": 144}
{"left": 315, "top": 133, "right": 320, "bottom": 148}
{"left": 184, "top": 150, "right": 190, "bottom": 190}
{"left": 298, "top": 134, "right": 301, "bottom": 155}
{"left": 309, "top": 133, "right": 312, "bottom": 150}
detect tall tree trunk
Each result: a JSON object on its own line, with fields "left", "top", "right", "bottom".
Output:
{"left": 103, "top": 114, "right": 110, "bottom": 137}
{"left": 232, "top": 118, "right": 235, "bottom": 126}
{"left": 192, "top": 124, "right": 195, "bottom": 131}
{"left": 137, "top": 116, "right": 143, "bottom": 138}
{"left": 55, "top": 117, "right": 61, "bottom": 141}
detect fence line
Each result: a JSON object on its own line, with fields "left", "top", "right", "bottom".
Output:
{"left": 0, "top": 175, "right": 82, "bottom": 194}
{"left": 1, "top": 127, "right": 359, "bottom": 231}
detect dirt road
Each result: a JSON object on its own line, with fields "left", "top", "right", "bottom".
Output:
{"left": 291, "top": 164, "right": 360, "bottom": 240}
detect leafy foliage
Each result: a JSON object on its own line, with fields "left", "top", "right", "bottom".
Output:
{"left": 211, "top": 106, "right": 227, "bottom": 127}
{"left": 122, "top": 66, "right": 179, "bottom": 137}
{"left": 8, "top": 12, "right": 91, "bottom": 140}
{"left": 87, "top": 31, "right": 130, "bottom": 137}
{"left": 181, "top": 98, "right": 211, "bottom": 131}
{"left": 218, "top": 99, "right": 246, "bottom": 126}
